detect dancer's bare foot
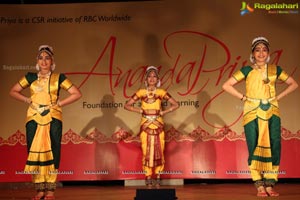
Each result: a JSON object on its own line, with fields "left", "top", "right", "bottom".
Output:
{"left": 45, "top": 191, "right": 55, "bottom": 199}
{"left": 145, "top": 176, "right": 153, "bottom": 187}
{"left": 266, "top": 186, "right": 279, "bottom": 196}
{"left": 256, "top": 186, "right": 268, "bottom": 197}
{"left": 32, "top": 191, "right": 45, "bottom": 200}
{"left": 154, "top": 175, "right": 161, "bottom": 188}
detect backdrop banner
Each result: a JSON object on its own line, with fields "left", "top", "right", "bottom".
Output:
{"left": 0, "top": 0, "right": 299, "bottom": 182}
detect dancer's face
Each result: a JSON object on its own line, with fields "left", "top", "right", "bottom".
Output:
{"left": 146, "top": 71, "right": 158, "bottom": 87}
{"left": 252, "top": 43, "right": 269, "bottom": 63}
{"left": 37, "top": 52, "right": 52, "bottom": 72}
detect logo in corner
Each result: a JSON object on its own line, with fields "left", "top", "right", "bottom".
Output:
{"left": 240, "top": 2, "right": 254, "bottom": 15}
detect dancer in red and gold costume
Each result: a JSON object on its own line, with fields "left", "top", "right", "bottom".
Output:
{"left": 124, "top": 66, "right": 179, "bottom": 187}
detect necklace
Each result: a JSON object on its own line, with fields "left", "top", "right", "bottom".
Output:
{"left": 36, "top": 71, "right": 51, "bottom": 92}
{"left": 146, "top": 87, "right": 156, "bottom": 103}
{"left": 254, "top": 63, "right": 269, "bottom": 84}
{"left": 146, "top": 87, "right": 156, "bottom": 98}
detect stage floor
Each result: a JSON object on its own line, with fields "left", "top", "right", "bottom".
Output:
{"left": 1, "top": 181, "right": 300, "bottom": 200}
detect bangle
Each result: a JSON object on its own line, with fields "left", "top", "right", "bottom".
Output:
{"left": 25, "top": 97, "right": 31, "bottom": 104}
{"left": 240, "top": 95, "right": 245, "bottom": 101}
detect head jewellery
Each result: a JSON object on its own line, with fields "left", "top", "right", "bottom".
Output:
{"left": 249, "top": 37, "right": 270, "bottom": 63}
{"left": 251, "top": 36, "right": 270, "bottom": 52}
{"left": 38, "top": 45, "right": 54, "bottom": 56}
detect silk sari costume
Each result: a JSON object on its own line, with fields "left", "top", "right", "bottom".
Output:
{"left": 233, "top": 64, "right": 289, "bottom": 185}
{"left": 18, "top": 72, "right": 73, "bottom": 188}
{"left": 132, "top": 88, "right": 172, "bottom": 177}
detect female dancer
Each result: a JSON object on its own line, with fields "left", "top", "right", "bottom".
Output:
{"left": 124, "top": 66, "right": 179, "bottom": 187}
{"left": 222, "top": 37, "right": 298, "bottom": 196}
{"left": 10, "top": 45, "right": 82, "bottom": 199}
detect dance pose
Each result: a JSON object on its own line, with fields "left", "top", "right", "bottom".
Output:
{"left": 222, "top": 37, "right": 298, "bottom": 196}
{"left": 124, "top": 66, "right": 179, "bottom": 187}
{"left": 10, "top": 45, "right": 82, "bottom": 199}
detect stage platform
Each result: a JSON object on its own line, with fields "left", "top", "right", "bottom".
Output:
{"left": 0, "top": 179, "right": 300, "bottom": 200}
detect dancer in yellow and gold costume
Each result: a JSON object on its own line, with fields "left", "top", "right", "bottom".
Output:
{"left": 223, "top": 37, "right": 298, "bottom": 197}
{"left": 10, "top": 45, "right": 81, "bottom": 200}
{"left": 124, "top": 66, "right": 179, "bottom": 187}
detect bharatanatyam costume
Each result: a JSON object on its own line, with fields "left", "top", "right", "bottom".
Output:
{"left": 233, "top": 64, "right": 289, "bottom": 187}
{"left": 19, "top": 72, "right": 73, "bottom": 192}
{"left": 132, "top": 88, "right": 172, "bottom": 180}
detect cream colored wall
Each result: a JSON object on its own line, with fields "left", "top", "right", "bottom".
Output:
{"left": 1, "top": 0, "right": 299, "bottom": 139}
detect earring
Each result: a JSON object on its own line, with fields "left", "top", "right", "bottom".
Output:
{"left": 36, "top": 64, "right": 40, "bottom": 71}
{"left": 156, "top": 80, "right": 161, "bottom": 87}
{"left": 51, "top": 63, "right": 56, "bottom": 71}
{"left": 249, "top": 54, "right": 255, "bottom": 63}
{"left": 51, "top": 59, "right": 56, "bottom": 71}
{"left": 266, "top": 55, "right": 270, "bottom": 63}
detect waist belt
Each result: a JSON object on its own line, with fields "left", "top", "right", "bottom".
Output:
{"left": 142, "top": 114, "right": 160, "bottom": 121}
{"left": 30, "top": 104, "right": 53, "bottom": 114}
{"left": 246, "top": 96, "right": 276, "bottom": 104}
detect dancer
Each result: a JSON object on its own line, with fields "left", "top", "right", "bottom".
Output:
{"left": 9, "top": 45, "right": 82, "bottom": 199}
{"left": 124, "top": 66, "right": 179, "bottom": 187}
{"left": 222, "top": 37, "right": 298, "bottom": 197}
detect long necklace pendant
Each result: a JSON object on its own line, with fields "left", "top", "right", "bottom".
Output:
{"left": 35, "top": 86, "right": 43, "bottom": 92}
{"left": 35, "top": 82, "right": 44, "bottom": 92}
